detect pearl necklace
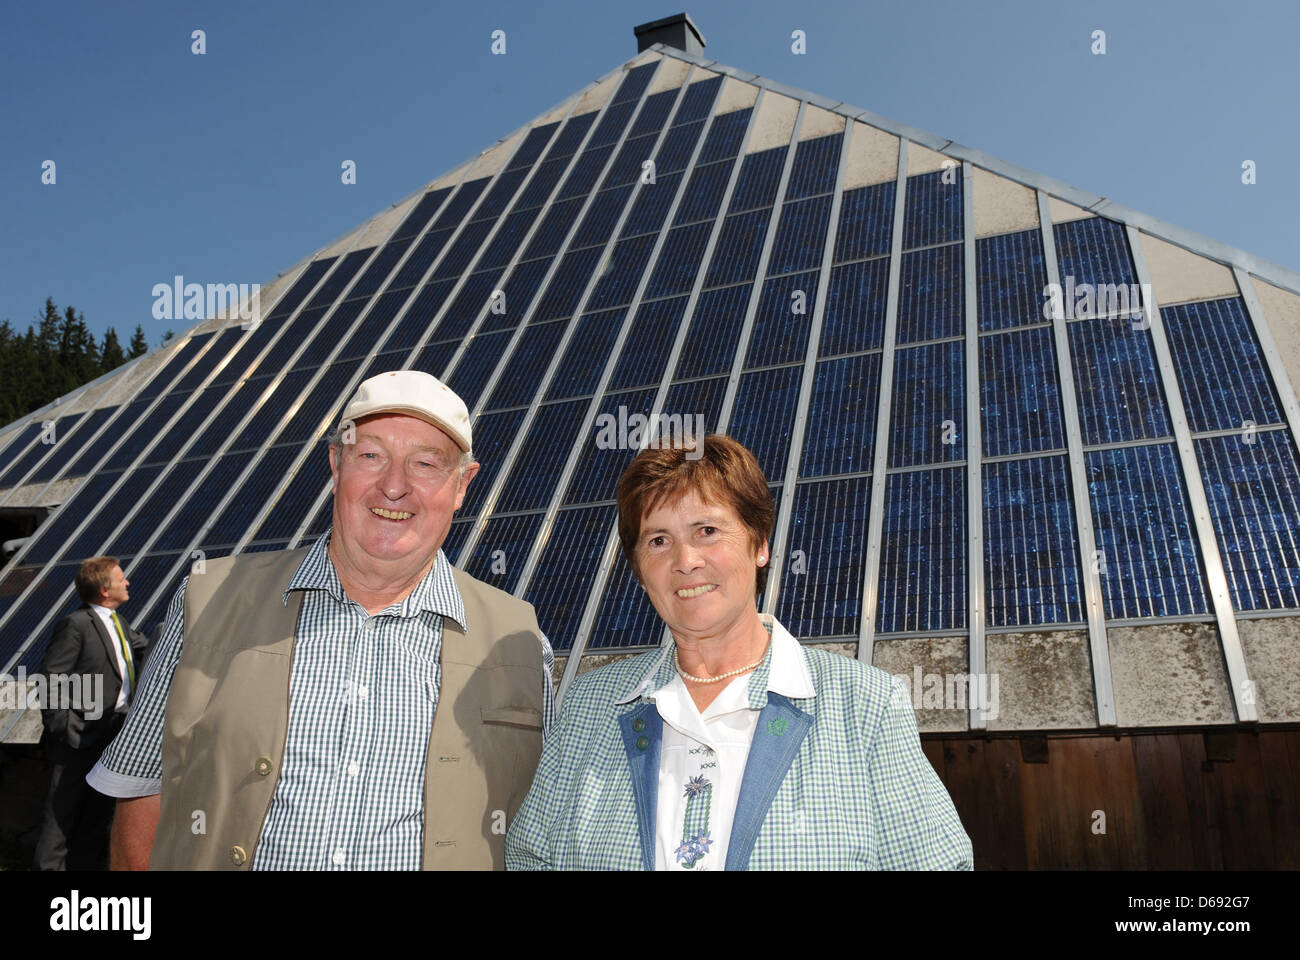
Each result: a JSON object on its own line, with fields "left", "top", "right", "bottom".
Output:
{"left": 673, "top": 646, "right": 768, "bottom": 684}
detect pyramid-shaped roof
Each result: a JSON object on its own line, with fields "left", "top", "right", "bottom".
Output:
{"left": 3, "top": 43, "right": 1299, "bottom": 738}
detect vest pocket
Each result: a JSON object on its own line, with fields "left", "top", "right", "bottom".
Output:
{"left": 480, "top": 706, "right": 543, "bottom": 730}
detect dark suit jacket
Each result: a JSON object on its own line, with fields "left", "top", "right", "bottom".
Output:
{"left": 39, "top": 606, "right": 150, "bottom": 753}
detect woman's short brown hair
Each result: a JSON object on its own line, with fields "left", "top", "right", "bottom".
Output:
{"left": 75, "top": 556, "right": 120, "bottom": 605}
{"left": 616, "top": 434, "right": 775, "bottom": 595}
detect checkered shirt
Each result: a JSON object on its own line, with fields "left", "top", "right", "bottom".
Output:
{"left": 506, "top": 616, "right": 972, "bottom": 870}
{"left": 89, "top": 530, "right": 555, "bottom": 870}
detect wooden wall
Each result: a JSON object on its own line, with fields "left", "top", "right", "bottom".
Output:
{"left": 922, "top": 730, "right": 1300, "bottom": 869}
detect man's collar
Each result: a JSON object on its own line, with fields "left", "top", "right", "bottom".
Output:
{"left": 614, "top": 614, "right": 816, "bottom": 707}
{"left": 283, "top": 528, "right": 467, "bottom": 629}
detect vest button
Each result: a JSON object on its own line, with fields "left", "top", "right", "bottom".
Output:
{"left": 255, "top": 757, "right": 273, "bottom": 776}
{"left": 632, "top": 718, "right": 645, "bottom": 732}
{"left": 636, "top": 735, "right": 649, "bottom": 750}
{"left": 230, "top": 845, "right": 248, "bottom": 866}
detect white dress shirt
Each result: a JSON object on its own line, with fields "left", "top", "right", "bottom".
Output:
{"left": 89, "top": 602, "right": 130, "bottom": 712}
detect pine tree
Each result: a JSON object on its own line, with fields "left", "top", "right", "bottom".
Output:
{"left": 100, "top": 327, "right": 126, "bottom": 370}
{"left": 128, "top": 324, "right": 148, "bottom": 358}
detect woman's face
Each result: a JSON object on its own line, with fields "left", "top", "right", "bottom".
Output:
{"left": 634, "top": 488, "right": 767, "bottom": 643}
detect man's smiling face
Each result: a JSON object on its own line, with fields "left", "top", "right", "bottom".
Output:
{"left": 328, "top": 413, "right": 477, "bottom": 582}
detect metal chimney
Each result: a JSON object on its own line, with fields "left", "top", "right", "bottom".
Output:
{"left": 633, "top": 13, "right": 706, "bottom": 55}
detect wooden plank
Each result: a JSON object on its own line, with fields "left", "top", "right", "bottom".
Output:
{"left": 1091, "top": 735, "right": 1148, "bottom": 869}
{"left": 1042, "top": 738, "right": 1093, "bottom": 868}
{"left": 979, "top": 736, "right": 1027, "bottom": 870}
{"left": 1178, "top": 731, "right": 1223, "bottom": 870}
{"left": 1216, "top": 732, "right": 1275, "bottom": 869}
{"left": 1258, "top": 732, "right": 1300, "bottom": 870}
{"left": 937, "top": 738, "right": 993, "bottom": 870}
{"left": 1132, "top": 734, "right": 1196, "bottom": 868}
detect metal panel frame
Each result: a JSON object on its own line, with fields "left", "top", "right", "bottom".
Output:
{"left": 1232, "top": 267, "right": 1300, "bottom": 464}
{"left": 1126, "top": 223, "right": 1256, "bottom": 723}
{"left": 1037, "top": 191, "right": 1116, "bottom": 725}
{"left": 961, "top": 161, "right": 987, "bottom": 729}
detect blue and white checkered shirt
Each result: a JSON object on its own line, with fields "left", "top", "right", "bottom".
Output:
{"left": 88, "top": 530, "right": 556, "bottom": 870}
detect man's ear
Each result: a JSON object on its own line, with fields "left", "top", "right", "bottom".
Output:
{"left": 328, "top": 444, "right": 340, "bottom": 493}
{"left": 453, "top": 460, "right": 481, "bottom": 510}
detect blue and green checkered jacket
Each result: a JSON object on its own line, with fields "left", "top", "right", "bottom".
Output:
{"left": 507, "top": 620, "right": 973, "bottom": 870}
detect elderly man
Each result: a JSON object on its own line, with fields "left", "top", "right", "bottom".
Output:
{"left": 88, "top": 370, "right": 554, "bottom": 870}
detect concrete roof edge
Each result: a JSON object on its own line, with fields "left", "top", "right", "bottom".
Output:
{"left": 651, "top": 47, "right": 1300, "bottom": 296}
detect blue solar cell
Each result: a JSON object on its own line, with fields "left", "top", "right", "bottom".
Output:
{"left": 674, "top": 285, "right": 750, "bottom": 379}
{"left": 897, "top": 244, "right": 963, "bottom": 343}
{"left": 1090, "top": 444, "right": 1209, "bottom": 618}
{"left": 485, "top": 321, "right": 567, "bottom": 410}
{"left": 477, "top": 209, "right": 540, "bottom": 270}
{"left": 980, "top": 327, "right": 1065, "bottom": 457}
{"left": 172, "top": 330, "right": 237, "bottom": 392}
{"left": 69, "top": 397, "right": 152, "bottom": 476}
{"left": 675, "top": 76, "right": 722, "bottom": 125}
{"left": 441, "top": 519, "right": 473, "bottom": 563}
{"left": 622, "top": 170, "right": 682, "bottom": 238}
{"left": 547, "top": 112, "right": 598, "bottom": 160}
{"left": 728, "top": 365, "right": 804, "bottom": 480}
{"left": 0, "top": 414, "right": 82, "bottom": 487}
{"left": 463, "top": 512, "right": 546, "bottom": 593}
{"left": 977, "top": 228, "right": 1048, "bottom": 331}
{"left": 746, "top": 270, "right": 819, "bottom": 366}
{"left": 589, "top": 552, "right": 663, "bottom": 650}
{"left": 472, "top": 168, "right": 528, "bottom": 221}
{"left": 460, "top": 410, "right": 526, "bottom": 517}
{"left": 62, "top": 465, "right": 164, "bottom": 561}
{"left": 135, "top": 334, "right": 212, "bottom": 400}
{"left": 1163, "top": 297, "right": 1284, "bottom": 433}
{"left": 250, "top": 258, "right": 335, "bottom": 331}
{"left": 431, "top": 178, "right": 489, "bottom": 230}
{"left": 801, "top": 353, "right": 882, "bottom": 478}
{"left": 515, "top": 156, "right": 571, "bottom": 211}
{"left": 574, "top": 185, "right": 635, "bottom": 247}
{"left": 877, "top": 465, "right": 967, "bottom": 633}
{"left": 308, "top": 249, "right": 371, "bottom": 305}
{"left": 0, "top": 421, "right": 44, "bottom": 467}
{"left": 628, "top": 89, "right": 677, "bottom": 138}
{"left": 101, "top": 393, "right": 189, "bottom": 472}
{"left": 506, "top": 123, "right": 560, "bottom": 171}
{"left": 433, "top": 220, "right": 495, "bottom": 280}
{"left": 588, "top": 235, "right": 657, "bottom": 310}
{"left": 496, "top": 399, "right": 590, "bottom": 512}
{"left": 606, "top": 135, "right": 659, "bottom": 189}
{"left": 656, "top": 121, "right": 705, "bottom": 175}
{"left": 3, "top": 562, "right": 82, "bottom": 670}
{"left": 675, "top": 160, "right": 732, "bottom": 225}
{"left": 392, "top": 188, "right": 451, "bottom": 240}
{"left": 521, "top": 197, "right": 585, "bottom": 260}
{"left": 22, "top": 472, "right": 118, "bottom": 564}
{"left": 290, "top": 299, "right": 366, "bottom": 370}
{"left": 820, "top": 258, "right": 889, "bottom": 356}
{"left": 785, "top": 134, "right": 842, "bottom": 200}
{"left": 889, "top": 340, "right": 966, "bottom": 467}
{"left": 390, "top": 227, "right": 455, "bottom": 289}
{"left": 902, "top": 170, "right": 963, "bottom": 249}
{"left": 558, "top": 144, "right": 616, "bottom": 200}
{"left": 152, "top": 452, "right": 252, "bottom": 551}
{"left": 703, "top": 209, "right": 771, "bottom": 287}
{"left": 208, "top": 298, "right": 324, "bottom": 387}
{"left": 777, "top": 475, "right": 872, "bottom": 637}
{"left": 431, "top": 269, "right": 501, "bottom": 341}
{"left": 447, "top": 329, "right": 512, "bottom": 411}
{"left": 116, "top": 459, "right": 207, "bottom": 553}
{"left": 230, "top": 368, "right": 316, "bottom": 452}
{"left": 412, "top": 339, "right": 458, "bottom": 378}
{"left": 834, "top": 182, "right": 895, "bottom": 263}
{"left": 27, "top": 408, "right": 115, "bottom": 483}
{"left": 1197, "top": 430, "right": 1300, "bottom": 611}
{"left": 546, "top": 309, "right": 626, "bottom": 401}
{"left": 347, "top": 234, "right": 416, "bottom": 300}
{"left": 612, "top": 62, "right": 656, "bottom": 104}
{"left": 663, "top": 376, "right": 728, "bottom": 435}
{"left": 241, "top": 540, "right": 291, "bottom": 554}
{"left": 1069, "top": 318, "right": 1171, "bottom": 445}
{"left": 698, "top": 109, "right": 751, "bottom": 164}
{"left": 200, "top": 444, "right": 301, "bottom": 548}
{"left": 534, "top": 247, "right": 602, "bottom": 322}
{"left": 983, "top": 455, "right": 1083, "bottom": 627}
{"left": 524, "top": 504, "right": 618, "bottom": 651}
{"left": 302, "top": 493, "right": 334, "bottom": 540}
{"left": 767, "top": 195, "right": 832, "bottom": 276}
{"left": 608, "top": 296, "right": 690, "bottom": 389}
{"left": 728, "top": 148, "right": 785, "bottom": 213}
{"left": 1053, "top": 217, "right": 1136, "bottom": 294}
{"left": 277, "top": 359, "right": 364, "bottom": 444}
{"left": 119, "top": 553, "right": 188, "bottom": 639}
{"left": 334, "top": 290, "right": 408, "bottom": 361}
{"left": 562, "top": 387, "right": 658, "bottom": 505}
{"left": 646, "top": 222, "right": 713, "bottom": 297}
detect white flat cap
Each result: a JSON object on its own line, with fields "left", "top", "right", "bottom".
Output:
{"left": 339, "top": 370, "right": 472, "bottom": 452}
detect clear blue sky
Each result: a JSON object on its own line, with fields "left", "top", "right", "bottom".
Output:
{"left": 2, "top": 0, "right": 1296, "bottom": 348}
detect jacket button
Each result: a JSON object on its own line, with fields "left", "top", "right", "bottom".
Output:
{"left": 632, "top": 718, "right": 645, "bottom": 732}
{"left": 230, "top": 845, "right": 248, "bottom": 866}
{"left": 636, "top": 736, "right": 649, "bottom": 750}
{"left": 255, "top": 758, "right": 273, "bottom": 776}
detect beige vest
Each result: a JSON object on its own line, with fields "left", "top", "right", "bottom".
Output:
{"left": 151, "top": 547, "right": 545, "bottom": 870}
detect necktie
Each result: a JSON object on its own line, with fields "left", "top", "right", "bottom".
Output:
{"left": 110, "top": 611, "right": 136, "bottom": 694}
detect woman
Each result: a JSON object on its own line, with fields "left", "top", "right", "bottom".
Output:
{"left": 506, "top": 434, "right": 972, "bottom": 870}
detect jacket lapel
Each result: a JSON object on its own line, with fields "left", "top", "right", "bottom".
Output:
{"left": 89, "top": 608, "right": 125, "bottom": 684}
{"left": 617, "top": 704, "right": 662, "bottom": 871}
{"left": 726, "top": 693, "right": 812, "bottom": 871}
